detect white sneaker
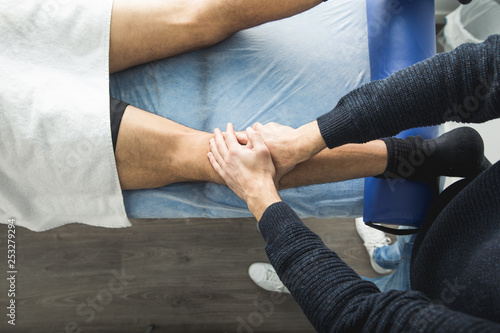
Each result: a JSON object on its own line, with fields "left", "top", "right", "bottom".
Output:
{"left": 248, "top": 263, "right": 290, "bottom": 294}
{"left": 355, "top": 218, "right": 393, "bottom": 274}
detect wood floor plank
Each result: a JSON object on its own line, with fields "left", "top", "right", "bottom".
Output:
{"left": 0, "top": 216, "right": 382, "bottom": 333}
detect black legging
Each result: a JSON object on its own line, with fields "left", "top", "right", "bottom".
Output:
{"left": 109, "top": 98, "right": 129, "bottom": 152}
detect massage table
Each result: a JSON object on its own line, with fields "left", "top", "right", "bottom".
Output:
{"left": 110, "top": 0, "right": 438, "bottom": 226}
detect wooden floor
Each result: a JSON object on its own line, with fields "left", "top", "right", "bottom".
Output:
{"left": 0, "top": 217, "right": 384, "bottom": 333}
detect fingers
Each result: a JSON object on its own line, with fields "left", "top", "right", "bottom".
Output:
{"left": 252, "top": 122, "right": 263, "bottom": 131}
{"left": 246, "top": 127, "right": 265, "bottom": 147}
{"left": 208, "top": 132, "right": 227, "bottom": 180}
{"left": 235, "top": 131, "right": 249, "bottom": 145}
{"left": 224, "top": 123, "right": 240, "bottom": 149}
{"left": 246, "top": 127, "right": 269, "bottom": 155}
{"left": 213, "top": 127, "right": 229, "bottom": 159}
{"left": 210, "top": 123, "right": 265, "bottom": 168}
{"left": 209, "top": 128, "right": 228, "bottom": 175}
{"left": 209, "top": 123, "right": 244, "bottom": 173}
{"left": 207, "top": 151, "right": 224, "bottom": 177}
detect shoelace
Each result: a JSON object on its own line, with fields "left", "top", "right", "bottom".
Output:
{"left": 265, "top": 269, "right": 288, "bottom": 291}
{"left": 364, "top": 227, "right": 391, "bottom": 247}
{"left": 266, "top": 269, "right": 282, "bottom": 284}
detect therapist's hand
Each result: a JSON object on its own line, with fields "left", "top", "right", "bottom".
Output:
{"left": 208, "top": 123, "right": 282, "bottom": 221}
{"left": 243, "top": 121, "right": 327, "bottom": 180}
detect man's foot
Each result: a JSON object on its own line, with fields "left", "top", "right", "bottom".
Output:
{"left": 248, "top": 263, "right": 290, "bottom": 294}
{"left": 355, "top": 218, "right": 393, "bottom": 275}
{"left": 382, "top": 126, "right": 491, "bottom": 181}
{"left": 425, "top": 127, "right": 491, "bottom": 178}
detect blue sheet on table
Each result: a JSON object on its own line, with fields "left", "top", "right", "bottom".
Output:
{"left": 110, "top": 0, "right": 370, "bottom": 219}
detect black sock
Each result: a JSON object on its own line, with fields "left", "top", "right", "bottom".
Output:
{"left": 379, "top": 127, "right": 491, "bottom": 181}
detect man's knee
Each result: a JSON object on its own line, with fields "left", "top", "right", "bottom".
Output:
{"left": 184, "top": 1, "right": 237, "bottom": 47}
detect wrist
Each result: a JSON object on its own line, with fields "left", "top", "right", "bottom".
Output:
{"left": 296, "top": 121, "right": 327, "bottom": 162}
{"left": 245, "top": 182, "right": 282, "bottom": 221}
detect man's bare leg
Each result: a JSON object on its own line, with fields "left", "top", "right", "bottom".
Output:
{"left": 115, "top": 107, "right": 387, "bottom": 190}
{"left": 279, "top": 141, "right": 388, "bottom": 189}
{"left": 109, "top": 0, "right": 323, "bottom": 73}
{"left": 115, "top": 105, "right": 223, "bottom": 190}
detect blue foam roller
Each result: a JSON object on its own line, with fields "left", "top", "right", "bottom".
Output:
{"left": 363, "top": 0, "right": 439, "bottom": 227}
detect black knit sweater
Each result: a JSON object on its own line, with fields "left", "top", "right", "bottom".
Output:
{"left": 259, "top": 35, "right": 500, "bottom": 332}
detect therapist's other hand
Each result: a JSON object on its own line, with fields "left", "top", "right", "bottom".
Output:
{"left": 208, "top": 123, "right": 281, "bottom": 221}
{"left": 250, "top": 121, "right": 326, "bottom": 179}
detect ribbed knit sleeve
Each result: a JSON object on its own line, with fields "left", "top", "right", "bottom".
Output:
{"left": 259, "top": 202, "right": 500, "bottom": 332}
{"left": 317, "top": 35, "right": 500, "bottom": 148}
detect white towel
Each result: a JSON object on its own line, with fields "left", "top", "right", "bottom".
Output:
{"left": 0, "top": 0, "right": 130, "bottom": 231}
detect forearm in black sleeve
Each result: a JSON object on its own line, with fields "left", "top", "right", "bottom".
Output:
{"left": 259, "top": 202, "right": 500, "bottom": 332}
{"left": 317, "top": 35, "right": 500, "bottom": 149}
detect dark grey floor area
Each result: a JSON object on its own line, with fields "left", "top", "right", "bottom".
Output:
{"left": 0, "top": 217, "right": 382, "bottom": 333}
